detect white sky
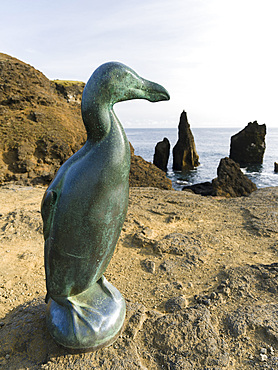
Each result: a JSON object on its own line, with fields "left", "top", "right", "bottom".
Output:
{"left": 1, "top": 0, "right": 278, "bottom": 127}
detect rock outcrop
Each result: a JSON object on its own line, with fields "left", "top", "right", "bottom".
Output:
{"left": 173, "top": 111, "right": 199, "bottom": 171}
{"left": 0, "top": 53, "right": 86, "bottom": 185}
{"left": 229, "top": 121, "right": 266, "bottom": 166}
{"left": 182, "top": 181, "right": 214, "bottom": 196}
{"left": 0, "top": 53, "right": 172, "bottom": 190}
{"left": 275, "top": 162, "right": 278, "bottom": 173}
{"left": 183, "top": 157, "right": 257, "bottom": 197}
{"left": 53, "top": 80, "right": 85, "bottom": 104}
{"left": 153, "top": 137, "right": 170, "bottom": 171}
{"left": 212, "top": 157, "right": 257, "bottom": 197}
{"left": 130, "top": 144, "right": 172, "bottom": 189}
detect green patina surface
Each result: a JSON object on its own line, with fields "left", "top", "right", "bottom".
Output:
{"left": 42, "top": 62, "right": 170, "bottom": 349}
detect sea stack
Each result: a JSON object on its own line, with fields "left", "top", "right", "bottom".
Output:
{"left": 173, "top": 111, "right": 199, "bottom": 171}
{"left": 212, "top": 157, "right": 257, "bottom": 197}
{"left": 153, "top": 137, "right": 170, "bottom": 172}
{"left": 229, "top": 121, "right": 266, "bottom": 166}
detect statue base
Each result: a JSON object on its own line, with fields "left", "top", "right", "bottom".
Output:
{"left": 46, "top": 276, "right": 126, "bottom": 350}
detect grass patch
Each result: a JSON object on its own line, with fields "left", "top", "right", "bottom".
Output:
{"left": 52, "top": 80, "right": 85, "bottom": 87}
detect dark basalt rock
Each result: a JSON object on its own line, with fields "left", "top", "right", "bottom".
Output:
{"left": 182, "top": 181, "right": 214, "bottom": 196}
{"left": 229, "top": 121, "right": 266, "bottom": 166}
{"left": 153, "top": 137, "right": 170, "bottom": 172}
{"left": 173, "top": 111, "right": 199, "bottom": 171}
{"left": 275, "top": 162, "right": 278, "bottom": 173}
{"left": 212, "top": 157, "right": 257, "bottom": 197}
{"left": 183, "top": 157, "right": 257, "bottom": 197}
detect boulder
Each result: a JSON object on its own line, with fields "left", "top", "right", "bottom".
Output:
{"left": 129, "top": 144, "right": 172, "bottom": 190}
{"left": 275, "top": 162, "right": 278, "bottom": 173}
{"left": 153, "top": 137, "right": 170, "bottom": 171}
{"left": 173, "top": 111, "right": 199, "bottom": 171}
{"left": 229, "top": 121, "right": 266, "bottom": 166}
{"left": 212, "top": 157, "right": 257, "bottom": 197}
{"left": 182, "top": 157, "right": 257, "bottom": 197}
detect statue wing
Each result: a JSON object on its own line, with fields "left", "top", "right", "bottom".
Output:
{"left": 41, "top": 189, "right": 58, "bottom": 240}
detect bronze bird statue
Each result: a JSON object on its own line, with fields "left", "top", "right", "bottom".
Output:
{"left": 41, "top": 62, "right": 170, "bottom": 349}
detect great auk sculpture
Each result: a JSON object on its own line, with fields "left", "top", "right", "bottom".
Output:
{"left": 41, "top": 62, "right": 170, "bottom": 349}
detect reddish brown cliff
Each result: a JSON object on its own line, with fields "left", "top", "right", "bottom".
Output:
{"left": 0, "top": 53, "right": 172, "bottom": 189}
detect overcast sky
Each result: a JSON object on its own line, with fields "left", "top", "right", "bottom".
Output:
{"left": 1, "top": 0, "right": 278, "bottom": 127}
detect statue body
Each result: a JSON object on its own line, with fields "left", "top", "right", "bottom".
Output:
{"left": 41, "top": 62, "right": 169, "bottom": 349}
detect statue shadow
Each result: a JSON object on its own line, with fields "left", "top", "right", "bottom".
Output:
{"left": 0, "top": 297, "right": 96, "bottom": 369}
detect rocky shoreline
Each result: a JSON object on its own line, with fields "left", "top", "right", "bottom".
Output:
{"left": 0, "top": 184, "right": 278, "bottom": 369}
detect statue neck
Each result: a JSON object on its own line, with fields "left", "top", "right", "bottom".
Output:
{"left": 81, "top": 95, "right": 113, "bottom": 143}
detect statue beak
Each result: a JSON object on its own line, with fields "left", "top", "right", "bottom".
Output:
{"left": 141, "top": 78, "right": 170, "bottom": 102}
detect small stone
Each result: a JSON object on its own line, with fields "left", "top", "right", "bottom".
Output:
{"left": 260, "top": 354, "right": 268, "bottom": 362}
{"left": 175, "top": 281, "right": 183, "bottom": 289}
{"left": 261, "top": 348, "right": 267, "bottom": 355}
{"left": 165, "top": 296, "right": 187, "bottom": 313}
{"left": 269, "top": 346, "right": 275, "bottom": 355}
{"left": 194, "top": 295, "right": 212, "bottom": 306}
{"left": 203, "top": 298, "right": 211, "bottom": 306}
{"left": 223, "top": 287, "right": 231, "bottom": 296}
{"left": 143, "top": 259, "right": 155, "bottom": 274}
{"left": 210, "top": 292, "right": 218, "bottom": 300}
{"left": 141, "top": 227, "right": 153, "bottom": 238}
{"left": 5, "top": 354, "right": 10, "bottom": 359}
{"left": 0, "top": 322, "right": 5, "bottom": 327}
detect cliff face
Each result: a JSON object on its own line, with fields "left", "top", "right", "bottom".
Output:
{"left": 173, "top": 111, "right": 199, "bottom": 171}
{"left": 0, "top": 53, "right": 86, "bottom": 184}
{"left": 0, "top": 53, "right": 172, "bottom": 189}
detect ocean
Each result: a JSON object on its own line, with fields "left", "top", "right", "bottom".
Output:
{"left": 125, "top": 127, "right": 278, "bottom": 191}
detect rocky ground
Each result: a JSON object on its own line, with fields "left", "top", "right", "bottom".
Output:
{"left": 0, "top": 184, "right": 278, "bottom": 369}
